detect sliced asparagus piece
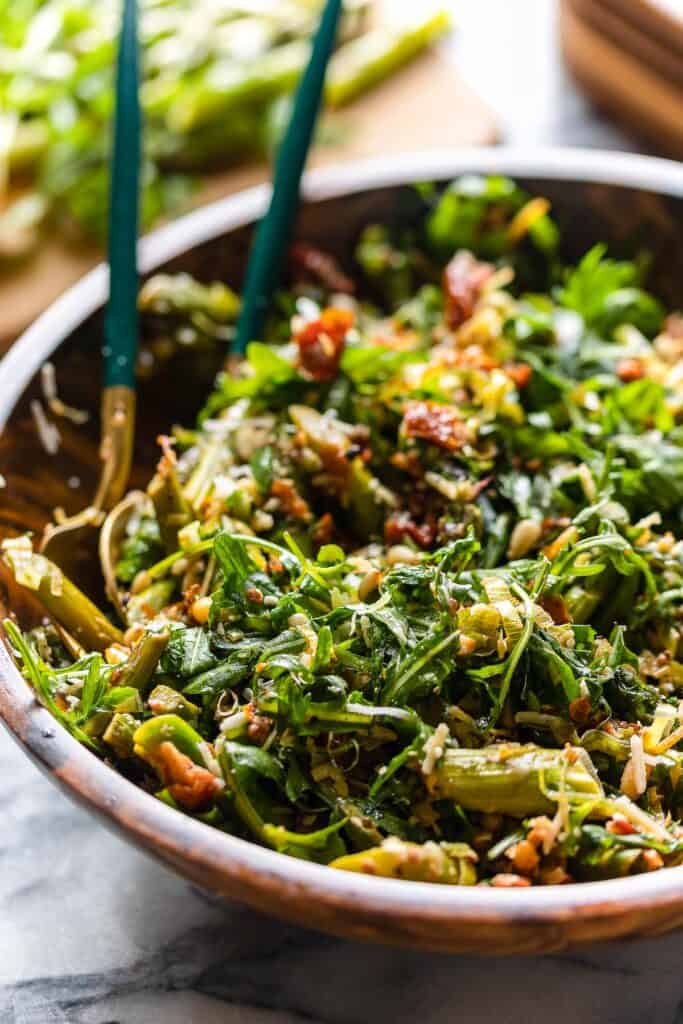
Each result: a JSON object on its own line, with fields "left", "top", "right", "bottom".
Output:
{"left": 331, "top": 838, "right": 478, "bottom": 884}
{"left": 432, "top": 743, "right": 603, "bottom": 817}
{"left": 2, "top": 540, "right": 122, "bottom": 651}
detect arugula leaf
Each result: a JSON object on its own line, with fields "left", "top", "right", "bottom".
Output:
{"left": 558, "top": 244, "right": 663, "bottom": 336}
{"left": 214, "top": 532, "right": 261, "bottom": 594}
{"left": 202, "top": 342, "right": 300, "bottom": 419}
{"left": 162, "top": 626, "right": 217, "bottom": 679}
{"left": 250, "top": 446, "right": 274, "bottom": 494}
{"left": 4, "top": 621, "right": 105, "bottom": 752}
{"left": 382, "top": 622, "right": 459, "bottom": 705}
{"left": 77, "top": 656, "right": 108, "bottom": 721}
{"left": 426, "top": 174, "right": 523, "bottom": 258}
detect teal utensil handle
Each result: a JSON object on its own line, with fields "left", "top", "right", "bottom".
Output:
{"left": 233, "top": 0, "right": 342, "bottom": 354}
{"left": 104, "top": 0, "right": 141, "bottom": 389}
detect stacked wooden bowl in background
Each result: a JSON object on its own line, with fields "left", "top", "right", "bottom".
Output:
{"left": 560, "top": 0, "right": 683, "bottom": 158}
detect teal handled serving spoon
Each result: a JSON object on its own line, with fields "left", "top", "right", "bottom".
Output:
{"left": 233, "top": 0, "right": 343, "bottom": 354}
{"left": 41, "top": 0, "right": 140, "bottom": 582}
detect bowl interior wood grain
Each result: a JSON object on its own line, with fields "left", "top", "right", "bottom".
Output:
{"left": 2, "top": 150, "right": 683, "bottom": 954}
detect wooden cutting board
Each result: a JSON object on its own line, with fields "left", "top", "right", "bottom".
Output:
{"left": 0, "top": 48, "right": 497, "bottom": 351}
{"left": 571, "top": 0, "right": 683, "bottom": 87}
{"left": 560, "top": 0, "right": 683, "bottom": 158}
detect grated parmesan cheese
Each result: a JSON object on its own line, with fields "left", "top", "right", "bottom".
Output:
{"left": 219, "top": 710, "right": 248, "bottom": 735}
{"left": 620, "top": 734, "right": 647, "bottom": 799}
{"left": 40, "top": 361, "right": 89, "bottom": 425}
{"left": 30, "top": 399, "right": 60, "bottom": 454}
{"left": 421, "top": 722, "right": 450, "bottom": 776}
{"left": 2, "top": 535, "right": 61, "bottom": 593}
{"left": 611, "top": 795, "right": 672, "bottom": 842}
{"left": 288, "top": 612, "right": 318, "bottom": 668}
{"left": 40, "top": 361, "right": 56, "bottom": 402}
{"left": 577, "top": 463, "right": 596, "bottom": 502}
{"left": 198, "top": 740, "right": 224, "bottom": 782}
{"left": 554, "top": 761, "right": 570, "bottom": 839}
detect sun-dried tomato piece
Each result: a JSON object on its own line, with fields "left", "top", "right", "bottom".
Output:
{"left": 506, "top": 362, "right": 533, "bottom": 389}
{"left": 606, "top": 813, "right": 637, "bottom": 836}
{"left": 290, "top": 242, "right": 355, "bottom": 293}
{"left": 294, "top": 307, "right": 354, "bottom": 381}
{"left": 402, "top": 400, "right": 471, "bottom": 452}
{"left": 155, "top": 741, "right": 222, "bottom": 811}
{"left": 537, "top": 593, "right": 571, "bottom": 625}
{"left": 617, "top": 358, "right": 645, "bottom": 382}
{"left": 385, "top": 512, "right": 436, "bottom": 549}
{"left": 442, "top": 250, "right": 495, "bottom": 329}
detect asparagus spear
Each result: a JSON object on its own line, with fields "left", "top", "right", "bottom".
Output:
{"left": 325, "top": 9, "right": 452, "bottom": 108}
{"left": 138, "top": 273, "right": 240, "bottom": 324}
{"left": 116, "top": 629, "right": 169, "bottom": 691}
{"left": 432, "top": 744, "right": 604, "bottom": 817}
{"left": 2, "top": 540, "right": 122, "bottom": 651}
{"left": 167, "top": 40, "right": 310, "bottom": 133}
{"left": 148, "top": 682, "right": 199, "bottom": 721}
{"left": 102, "top": 711, "right": 138, "bottom": 758}
{"left": 133, "top": 712, "right": 207, "bottom": 766}
{"left": 126, "top": 579, "right": 176, "bottom": 625}
{"left": 256, "top": 694, "right": 419, "bottom": 735}
{"left": 147, "top": 463, "right": 193, "bottom": 554}
{"left": 331, "top": 838, "right": 478, "bottom": 884}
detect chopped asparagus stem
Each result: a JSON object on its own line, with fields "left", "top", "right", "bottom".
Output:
{"left": 433, "top": 744, "right": 603, "bottom": 816}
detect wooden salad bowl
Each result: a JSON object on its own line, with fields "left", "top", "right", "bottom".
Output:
{"left": 2, "top": 149, "right": 683, "bottom": 955}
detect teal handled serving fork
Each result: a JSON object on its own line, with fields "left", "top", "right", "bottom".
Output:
{"left": 41, "top": 0, "right": 140, "bottom": 577}
{"left": 41, "top": 0, "right": 342, "bottom": 582}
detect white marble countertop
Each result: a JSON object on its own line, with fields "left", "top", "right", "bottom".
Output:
{"left": 4, "top": 725, "right": 683, "bottom": 1024}
{"left": 4, "top": 3, "right": 683, "bottom": 1023}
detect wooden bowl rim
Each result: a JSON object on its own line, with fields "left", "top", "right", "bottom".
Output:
{"left": 3, "top": 146, "right": 683, "bottom": 952}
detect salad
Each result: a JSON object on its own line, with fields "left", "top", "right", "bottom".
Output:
{"left": 5, "top": 174, "right": 683, "bottom": 887}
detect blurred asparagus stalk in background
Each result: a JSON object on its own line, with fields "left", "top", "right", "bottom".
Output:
{"left": 326, "top": 8, "right": 451, "bottom": 107}
{"left": 0, "top": 1, "right": 452, "bottom": 264}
